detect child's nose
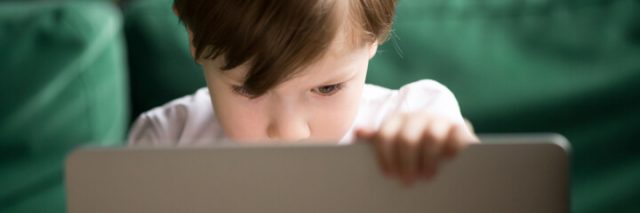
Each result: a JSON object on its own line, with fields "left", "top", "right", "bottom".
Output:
{"left": 266, "top": 118, "right": 310, "bottom": 142}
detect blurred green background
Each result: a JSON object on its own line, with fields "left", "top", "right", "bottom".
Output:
{"left": 0, "top": 0, "right": 638, "bottom": 212}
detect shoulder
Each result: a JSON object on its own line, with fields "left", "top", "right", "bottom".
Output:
{"left": 128, "top": 87, "right": 223, "bottom": 146}
{"left": 363, "top": 79, "right": 459, "bottom": 110}
{"left": 395, "top": 79, "right": 461, "bottom": 114}
{"left": 356, "top": 80, "right": 464, "bottom": 128}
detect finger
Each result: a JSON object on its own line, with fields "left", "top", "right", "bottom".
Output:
{"left": 423, "top": 160, "right": 438, "bottom": 181}
{"left": 354, "top": 128, "right": 376, "bottom": 142}
{"left": 420, "top": 118, "right": 450, "bottom": 179}
{"left": 396, "top": 113, "right": 428, "bottom": 185}
{"left": 457, "top": 121, "right": 480, "bottom": 144}
{"left": 375, "top": 115, "right": 403, "bottom": 177}
{"left": 441, "top": 123, "right": 478, "bottom": 160}
{"left": 441, "top": 125, "right": 462, "bottom": 159}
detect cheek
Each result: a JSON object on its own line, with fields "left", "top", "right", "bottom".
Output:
{"left": 209, "top": 87, "right": 267, "bottom": 142}
{"left": 216, "top": 108, "right": 264, "bottom": 141}
{"left": 308, "top": 85, "right": 363, "bottom": 140}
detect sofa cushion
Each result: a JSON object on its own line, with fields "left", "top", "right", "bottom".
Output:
{"left": 0, "top": 2, "right": 128, "bottom": 212}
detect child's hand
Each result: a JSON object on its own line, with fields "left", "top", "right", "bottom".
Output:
{"left": 355, "top": 111, "right": 479, "bottom": 186}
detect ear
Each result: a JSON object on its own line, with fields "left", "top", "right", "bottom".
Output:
{"left": 368, "top": 41, "right": 379, "bottom": 60}
{"left": 174, "top": 6, "right": 199, "bottom": 63}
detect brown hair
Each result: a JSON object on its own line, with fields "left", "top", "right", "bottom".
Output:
{"left": 174, "top": 0, "right": 396, "bottom": 97}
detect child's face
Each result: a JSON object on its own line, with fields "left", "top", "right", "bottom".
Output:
{"left": 199, "top": 38, "right": 378, "bottom": 143}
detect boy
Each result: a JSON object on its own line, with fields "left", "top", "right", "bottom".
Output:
{"left": 129, "top": 0, "right": 479, "bottom": 186}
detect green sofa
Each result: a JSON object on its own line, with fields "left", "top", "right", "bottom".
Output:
{"left": 0, "top": 1, "right": 128, "bottom": 212}
{"left": 1, "top": 0, "right": 638, "bottom": 212}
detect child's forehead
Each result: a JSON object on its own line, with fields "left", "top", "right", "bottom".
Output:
{"left": 215, "top": 42, "right": 368, "bottom": 85}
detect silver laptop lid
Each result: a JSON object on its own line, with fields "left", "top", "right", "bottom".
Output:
{"left": 66, "top": 134, "right": 569, "bottom": 213}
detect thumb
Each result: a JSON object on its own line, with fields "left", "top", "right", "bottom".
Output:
{"left": 354, "top": 128, "right": 376, "bottom": 143}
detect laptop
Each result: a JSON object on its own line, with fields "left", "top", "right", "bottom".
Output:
{"left": 65, "top": 134, "right": 570, "bottom": 213}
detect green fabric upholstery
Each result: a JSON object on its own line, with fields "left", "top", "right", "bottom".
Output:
{"left": 367, "top": 0, "right": 640, "bottom": 212}
{"left": 121, "top": 0, "right": 640, "bottom": 212}
{"left": 2, "top": 0, "right": 636, "bottom": 211}
{"left": 0, "top": 2, "right": 128, "bottom": 212}
{"left": 123, "top": 0, "right": 205, "bottom": 121}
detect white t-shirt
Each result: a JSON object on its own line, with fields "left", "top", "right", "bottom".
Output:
{"left": 128, "top": 80, "right": 466, "bottom": 146}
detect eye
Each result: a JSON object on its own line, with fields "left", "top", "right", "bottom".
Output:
{"left": 232, "top": 85, "right": 253, "bottom": 98}
{"left": 311, "top": 84, "right": 343, "bottom": 96}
